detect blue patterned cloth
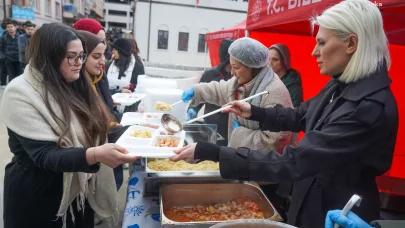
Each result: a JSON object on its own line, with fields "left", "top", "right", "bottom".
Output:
{"left": 122, "top": 163, "right": 162, "bottom": 228}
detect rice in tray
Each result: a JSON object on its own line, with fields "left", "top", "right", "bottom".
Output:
{"left": 147, "top": 158, "right": 219, "bottom": 171}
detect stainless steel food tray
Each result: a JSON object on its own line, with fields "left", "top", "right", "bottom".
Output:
{"left": 160, "top": 183, "right": 282, "bottom": 227}
{"left": 143, "top": 176, "right": 234, "bottom": 196}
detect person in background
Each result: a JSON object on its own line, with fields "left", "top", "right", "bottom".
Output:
{"left": 124, "top": 38, "right": 145, "bottom": 92}
{"left": 0, "top": 23, "right": 139, "bottom": 228}
{"left": 269, "top": 44, "right": 303, "bottom": 107}
{"left": 77, "top": 31, "right": 130, "bottom": 225}
{"left": 0, "top": 19, "right": 9, "bottom": 88}
{"left": 187, "top": 38, "right": 234, "bottom": 146}
{"left": 171, "top": 0, "right": 398, "bottom": 226}
{"left": 0, "top": 20, "right": 22, "bottom": 83}
{"left": 14, "top": 20, "right": 25, "bottom": 34}
{"left": 73, "top": 18, "right": 106, "bottom": 40}
{"left": 106, "top": 38, "right": 138, "bottom": 94}
{"left": 18, "top": 21, "right": 36, "bottom": 70}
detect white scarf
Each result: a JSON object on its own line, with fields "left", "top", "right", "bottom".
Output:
{"left": 0, "top": 65, "right": 119, "bottom": 227}
{"left": 107, "top": 55, "right": 136, "bottom": 90}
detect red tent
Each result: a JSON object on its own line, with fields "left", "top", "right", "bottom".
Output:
{"left": 245, "top": 0, "right": 405, "bottom": 197}
{"left": 206, "top": 20, "right": 246, "bottom": 67}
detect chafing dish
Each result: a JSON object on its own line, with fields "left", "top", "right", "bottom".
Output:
{"left": 160, "top": 183, "right": 282, "bottom": 227}
{"left": 209, "top": 220, "right": 297, "bottom": 228}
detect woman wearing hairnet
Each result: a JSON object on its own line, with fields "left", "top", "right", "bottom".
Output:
{"left": 172, "top": 0, "right": 398, "bottom": 227}
{"left": 181, "top": 37, "right": 295, "bottom": 153}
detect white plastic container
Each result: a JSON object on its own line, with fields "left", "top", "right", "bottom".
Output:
{"left": 143, "top": 89, "right": 188, "bottom": 123}
{"left": 111, "top": 93, "right": 146, "bottom": 106}
{"left": 120, "top": 112, "right": 145, "bottom": 126}
{"left": 116, "top": 125, "right": 185, "bottom": 158}
{"left": 143, "top": 112, "right": 164, "bottom": 126}
{"left": 134, "top": 75, "right": 177, "bottom": 94}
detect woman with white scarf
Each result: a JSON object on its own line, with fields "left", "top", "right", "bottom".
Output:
{"left": 0, "top": 23, "right": 139, "bottom": 228}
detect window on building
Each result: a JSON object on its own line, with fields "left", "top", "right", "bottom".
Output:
{"left": 197, "top": 34, "right": 207, "bottom": 53}
{"left": 158, "top": 30, "right": 169, "bottom": 50}
{"left": 55, "top": 2, "right": 61, "bottom": 18}
{"left": 106, "top": 0, "right": 129, "bottom": 4}
{"left": 177, "top": 27, "right": 189, "bottom": 52}
{"left": 178, "top": 32, "right": 189, "bottom": 52}
{"left": 45, "top": 0, "right": 51, "bottom": 14}
{"left": 108, "top": 10, "right": 127, "bottom": 16}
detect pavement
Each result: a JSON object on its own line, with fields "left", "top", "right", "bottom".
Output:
{"left": 0, "top": 87, "right": 129, "bottom": 228}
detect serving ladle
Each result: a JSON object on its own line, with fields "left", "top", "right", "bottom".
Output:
{"left": 161, "top": 91, "right": 269, "bottom": 133}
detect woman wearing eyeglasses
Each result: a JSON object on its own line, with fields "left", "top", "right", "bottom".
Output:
{"left": 0, "top": 23, "right": 139, "bottom": 228}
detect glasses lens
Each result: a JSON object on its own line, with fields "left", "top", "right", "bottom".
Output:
{"left": 81, "top": 54, "right": 87, "bottom": 63}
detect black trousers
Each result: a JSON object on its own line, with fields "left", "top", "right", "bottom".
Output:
{"left": 5, "top": 59, "right": 22, "bottom": 82}
{"left": 0, "top": 58, "right": 7, "bottom": 85}
{"left": 4, "top": 158, "right": 94, "bottom": 228}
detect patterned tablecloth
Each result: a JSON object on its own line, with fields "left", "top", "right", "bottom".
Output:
{"left": 122, "top": 163, "right": 162, "bottom": 228}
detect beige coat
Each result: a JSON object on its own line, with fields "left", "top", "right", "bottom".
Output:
{"left": 192, "top": 70, "right": 294, "bottom": 153}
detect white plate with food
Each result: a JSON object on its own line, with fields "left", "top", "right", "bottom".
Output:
{"left": 115, "top": 125, "right": 186, "bottom": 158}
{"left": 112, "top": 93, "right": 146, "bottom": 106}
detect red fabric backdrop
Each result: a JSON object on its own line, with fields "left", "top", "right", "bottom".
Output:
{"left": 245, "top": 0, "right": 405, "bottom": 186}
{"left": 206, "top": 20, "right": 246, "bottom": 67}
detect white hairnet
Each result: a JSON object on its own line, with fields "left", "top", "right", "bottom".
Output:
{"left": 228, "top": 37, "right": 269, "bottom": 68}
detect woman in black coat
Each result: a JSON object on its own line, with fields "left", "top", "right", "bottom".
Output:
{"left": 170, "top": 1, "right": 398, "bottom": 227}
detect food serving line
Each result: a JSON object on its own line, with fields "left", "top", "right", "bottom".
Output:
{"left": 112, "top": 91, "right": 287, "bottom": 228}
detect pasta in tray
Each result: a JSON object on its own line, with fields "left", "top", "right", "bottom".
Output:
{"left": 147, "top": 158, "right": 219, "bottom": 171}
{"left": 154, "top": 101, "right": 172, "bottom": 111}
{"left": 131, "top": 129, "right": 152, "bottom": 138}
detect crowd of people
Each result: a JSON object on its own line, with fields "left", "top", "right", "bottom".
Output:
{"left": 0, "top": 18, "right": 36, "bottom": 88}
{"left": 0, "top": 0, "right": 400, "bottom": 228}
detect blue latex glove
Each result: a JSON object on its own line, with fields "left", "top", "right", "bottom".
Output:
{"left": 325, "top": 210, "right": 374, "bottom": 228}
{"left": 187, "top": 108, "right": 197, "bottom": 121}
{"left": 233, "top": 119, "right": 240, "bottom": 130}
{"left": 182, "top": 88, "right": 195, "bottom": 102}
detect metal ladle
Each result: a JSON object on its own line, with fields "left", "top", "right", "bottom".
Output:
{"left": 161, "top": 91, "right": 270, "bottom": 133}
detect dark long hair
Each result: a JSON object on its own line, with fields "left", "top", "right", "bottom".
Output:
{"left": 114, "top": 51, "right": 131, "bottom": 77}
{"left": 125, "top": 38, "right": 140, "bottom": 56}
{"left": 27, "top": 23, "right": 111, "bottom": 147}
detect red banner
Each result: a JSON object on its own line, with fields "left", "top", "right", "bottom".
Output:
{"left": 246, "top": 0, "right": 405, "bottom": 32}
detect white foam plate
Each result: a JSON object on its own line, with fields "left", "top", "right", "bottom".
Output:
{"left": 112, "top": 93, "right": 146, "bottom": 106}
{"left": 116, "top": 125, "right": 185, "bottom": 158}
{"left": 120, "top": 112, "right": 145, "bottom": 126}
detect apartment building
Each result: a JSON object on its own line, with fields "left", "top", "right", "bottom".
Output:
{"left": 135, "top": 0, "right": 248, "bottom": 67}
{"left": 0, "top": 0, "right": 62, "bottom": 26}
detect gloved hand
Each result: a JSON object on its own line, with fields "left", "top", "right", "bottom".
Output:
{"left": 325, "top": 210, "right": 374, "bottom": 228}
{"left": 187, "top": 108, "right": 197, "bottom": 121}
{"left": 233, "top": 119, "right": 240, "bottom": 131}
{"left": 182, "top": 88, "right": 195, "bottom": 102}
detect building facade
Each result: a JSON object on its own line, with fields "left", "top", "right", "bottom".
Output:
{"left": 135, "top": 0, "right": 248, "bottom": 68}
{"left": 102, "top": 0, "right": 133, "bottom": 32}
{"left": 0, "top": 0, "right": 63, "bottom": 26}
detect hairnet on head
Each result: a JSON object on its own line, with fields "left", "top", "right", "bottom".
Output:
{"left": 228, "top": 37, "right": 269, "bottom": 68}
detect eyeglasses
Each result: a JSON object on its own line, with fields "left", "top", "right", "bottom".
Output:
{"left": 65, "top": 54, "right": 87, "bottom": 66}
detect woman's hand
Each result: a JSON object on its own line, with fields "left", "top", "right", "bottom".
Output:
{"left": 86, "top": 144, "right": 141, "bottom": 168}
{"left": 223, "top": 101, "right": 252, "bottom": 119}
{"left": 170, "top": 143, "right": 198, "bottom": 164}
{"left": 123, "top": 84, "right": 130, "bottom": 89}
{"left": 122, "top": 89, "right": 132, "bottom": 93}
